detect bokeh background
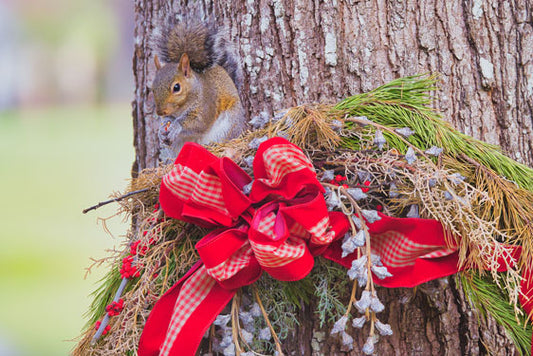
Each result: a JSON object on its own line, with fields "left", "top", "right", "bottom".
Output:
{"left": 0, "top": 0, "right": 135, "bottom": 354}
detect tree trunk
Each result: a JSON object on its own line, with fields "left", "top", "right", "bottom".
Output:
{"left": 131, "top": 1, "right": 533, "bottom": 354}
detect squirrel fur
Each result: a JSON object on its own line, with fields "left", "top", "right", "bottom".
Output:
{"left": 151, "top": 19, "right": 246, "bottom": 157}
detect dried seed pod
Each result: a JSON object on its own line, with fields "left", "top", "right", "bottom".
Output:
{"left": 354, "top": 290, "right": 372, "bottom": 313}
{"left": 341, "top": 331, "right": 354, "bottom": 350}
{"left": 259, "top": 327, "right": 271, "bottom": 340}
{"left": 331, "top": 316, "right": 348, "bottom": 335}
{"left": 326, "top": 191, "right": 341, "bottom": 210}
{"left": 375, "top": 320, "right": 393, "bottom": 336}
{"left": 395, "top": 127, "right": 415, "bottom": 138}
{"left": 362, "top": 209, "right": 381, "bottom": 224}
{"left": 405, "top": 146, "right": 417, "bottom": 164}
{"left": 347, "top": 187, "right": 368, "bottom": 200}
{"left": 371, "top": 265, "right": 393, "bottom": 279}
{"left": 341, "top": 232, "right": 358, "bottom": 258}
{"left": 425, "top": 146, "right": 443, "bottom": 156}
{"left": 373, "top": 130, "right": 386, "bottom": 150}
{"left": 361, "top": 336, "right": 375, "bottom": 355}
{"left": 248, "top": 135, "right": 268, "bottom": 149}
{"left": 406, "top": 204, "right": 419, "bottom": 218}
{"left": 370, "top": 295, "right": 385, "bottom": 313}
{"left": 321, "top": 169, "right": 335, "bottom": 181}
{"left": 353, "top": 230, "right": 366, "bottom": 247}
{"left": 352, "top": 315, "right": 366, "bottom": 328}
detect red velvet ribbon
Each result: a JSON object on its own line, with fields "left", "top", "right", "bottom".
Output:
{"left": 138, "top": 137, "right": 532, "bottom": 355}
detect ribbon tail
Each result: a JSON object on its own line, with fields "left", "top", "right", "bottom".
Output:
{"left": 138, "top": 261, "right": 236, "bottom": 356}
{"left": 518, "top": 265, "right": 533, "bottom": 354}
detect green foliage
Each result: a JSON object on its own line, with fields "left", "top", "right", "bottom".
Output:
{"left": 85, "top": 263, "right": 124, "bottom": 327}
{"left": 250, "top": 259, "right": 350, "bottom": 351}
{"left": 461, "top": 272, "right": 532, "bottom": 355}
{"left": 311, "top": 259, "right": 350, "bottom": 328}
{"left": 280, "top": 276, "right": 314, "bottom": 309}
{"left": 335, "top": 74, "right": 533, "bottom": 191}
{"left": 254, "top": 275, "right": 299, "bottom": 341}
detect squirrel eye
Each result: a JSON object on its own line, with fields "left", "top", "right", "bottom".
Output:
{"left": 172, "top": 83, "right": 181, "bottom": 93}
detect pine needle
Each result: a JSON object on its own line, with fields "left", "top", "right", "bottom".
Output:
{"left": 461, "top": 271, "right": 532, "bottom": 355}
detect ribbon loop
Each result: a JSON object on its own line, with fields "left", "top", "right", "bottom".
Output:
{"left": 250, "top": 137, "right": 322, "bottom": 202}
{"left": 160, "top": 142, "right": 252, "bottom": 228}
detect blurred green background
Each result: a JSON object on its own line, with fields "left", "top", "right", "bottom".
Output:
{"left": 0, "top": 0, "right": 135, "bottom": 355}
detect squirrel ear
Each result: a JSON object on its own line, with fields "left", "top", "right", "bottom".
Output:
{"left": 154, "top": 55, "right": 162, "bottom": 70}
{"left": 179, "top": 53, "right": 191, "bottom": 78}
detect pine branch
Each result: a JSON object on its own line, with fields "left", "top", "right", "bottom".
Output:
{"left": 335, "top": 74, "right": 533, "bottom": 191}
{"left": 461, "top": 272, "right": 532, "bottom": 355}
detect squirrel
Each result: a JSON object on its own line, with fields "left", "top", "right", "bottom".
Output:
{"left": 151, "top": 20, "right": 247, "bottom": 160}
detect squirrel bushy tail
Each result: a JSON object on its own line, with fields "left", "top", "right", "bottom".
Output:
{"left": 154, "top": 19, "right": 243, "bottom": 91}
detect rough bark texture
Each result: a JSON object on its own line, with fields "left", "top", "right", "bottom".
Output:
{"left": 131, "top": 0, "right": 533, "bottom": 354}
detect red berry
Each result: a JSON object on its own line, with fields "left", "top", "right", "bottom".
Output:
{"left": 329, "top": 179, "right": 339, "bottom": 186}
{"left": 361, "top": 180, "right": 371, "bottom": 193}
{"left": 342, "top": 184, "right": 348, "bottom": 188}
{"left": 376, "top": 205, "right": 383, "bottom": 211}
{"left": 102, "top": 325, "right": 111, "bottom": 335}
{"left": 335, "top": 175, "right": 344, "bottom": 182}
{"left": 130, "top": 241, "right": 140, "bottom": 255}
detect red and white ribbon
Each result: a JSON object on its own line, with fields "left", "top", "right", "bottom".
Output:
{"left": 138, "top": 137, "right": 532, "bottom": 356}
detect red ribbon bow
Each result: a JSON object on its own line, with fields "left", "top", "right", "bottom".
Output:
{"left": 139, "top": 137, "right": 532, "bottom": 355}
{"left": 139, "top": 137, "right": 350, "bottom": 355}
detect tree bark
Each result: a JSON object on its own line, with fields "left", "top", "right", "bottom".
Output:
{"left": 131, "top": 0, "right": 533, "bottom": 354}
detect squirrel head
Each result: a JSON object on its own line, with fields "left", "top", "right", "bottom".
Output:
{"left": 152, "top": 54, "right": 196, "bottom": 117}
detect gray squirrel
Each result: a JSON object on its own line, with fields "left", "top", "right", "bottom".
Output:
{"left": 151, "top": 19, "right": 246, "bottom": 161}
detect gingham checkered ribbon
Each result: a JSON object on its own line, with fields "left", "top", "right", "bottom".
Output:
{"left": 139, "top": 137, "right": 532, "bottom": 356}
{"left": 138, "top": 137, "right": 350, "bottom": 356}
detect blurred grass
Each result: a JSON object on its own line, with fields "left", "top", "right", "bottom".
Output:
{"left": 0, "top": 104, "right": 134, "bottom": 355}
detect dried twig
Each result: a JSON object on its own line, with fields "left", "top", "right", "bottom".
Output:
{"left": 82, "top": 188, "right": 151, "bottom": 214}
{"left": 252, "top": 284, "right": 285, "bottom": 356}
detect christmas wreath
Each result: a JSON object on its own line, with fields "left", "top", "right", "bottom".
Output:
{"left": 74, "top": 75, "right": 533, "bottom": 355}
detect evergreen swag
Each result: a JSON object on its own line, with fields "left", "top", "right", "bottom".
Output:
{"left": 74, "top": 75, "right": 533, "bottom": 355}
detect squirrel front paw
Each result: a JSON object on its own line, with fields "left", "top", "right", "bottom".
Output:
{"left": 158, "top": 117, "right": 183, "bottom": 146}
{"left": 158, "top": 117, "right": 184, "bottom": 163}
